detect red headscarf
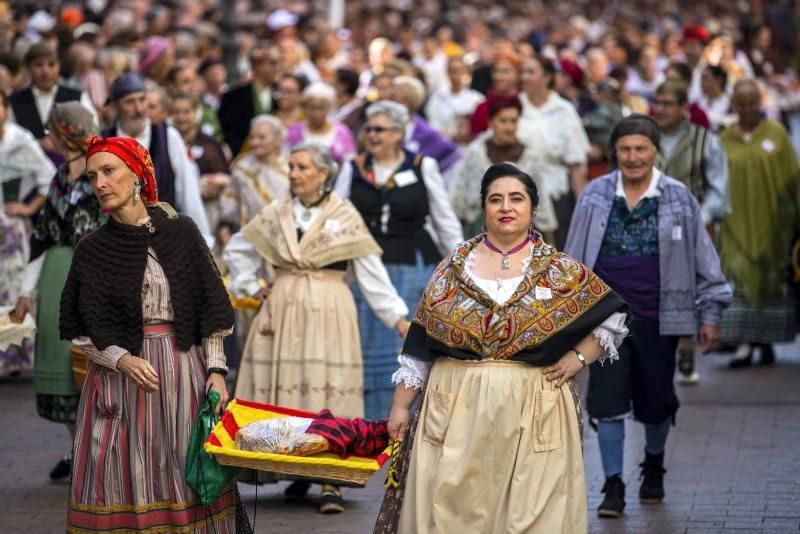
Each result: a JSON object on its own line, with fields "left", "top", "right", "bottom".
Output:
{"left": 85, "top": 136, "right": 158, "bottom": 204}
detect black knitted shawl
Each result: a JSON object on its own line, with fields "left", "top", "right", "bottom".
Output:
{"left": 59, "top": 204, "right": 234, "bottom": 355}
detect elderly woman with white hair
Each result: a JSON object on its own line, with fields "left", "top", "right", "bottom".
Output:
{"left": 225, "top": 141, "right": 408, "bottom": 513}
{"left": 286, "top": 81, "right": 357, "bottom": 165}
{"left": 221, "top": 114, "right": 289, "bottom": 226}
{"left": 391, "top": 75, "right": 462, "bottom": 177}
{"left": 334, "top": 100, "right": 464, "bottom": 420}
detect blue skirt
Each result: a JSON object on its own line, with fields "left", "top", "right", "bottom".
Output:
{"left": 352, "top": 252, "right": 435, "bottom": 420}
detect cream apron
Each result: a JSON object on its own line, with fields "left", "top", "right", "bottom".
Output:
{"left": 398, "top": 357, "right": 587, "bottom": 534}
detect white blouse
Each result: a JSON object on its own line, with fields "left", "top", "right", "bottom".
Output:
{"left": 334, "top": 156, "right": 464, "bottom": 256}
{"left": 224, "top": 197, "right": 409, "bottom": 329}
{"left": 392, "top": 246, "right": 628, "bottom": 390}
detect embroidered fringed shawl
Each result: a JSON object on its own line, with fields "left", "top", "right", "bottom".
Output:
{"left": 403, "top": 233, "right": 627, "bottom": 367}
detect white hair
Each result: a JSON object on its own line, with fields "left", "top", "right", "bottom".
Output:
{"left": 250, "top": 114, "right": 286, "bottom": 140}
{"left": 392, "top": 75, "right": 427, "bottom": 111}
{"left": 365, "top": 100, "right": 409, "bottom": 129}
{"left": 290, "top": 141, "right": 339, "bottom": 191}
{"left": 302, "top": 81, "right": 337, "bottom": 103}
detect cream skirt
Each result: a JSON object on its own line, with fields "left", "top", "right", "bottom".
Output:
{"left": 398, "top": 357, "right": 587, "bottom": 534}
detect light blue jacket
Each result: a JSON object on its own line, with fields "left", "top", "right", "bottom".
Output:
{"left": 564, "top": 171, "right": 732, "bottom": 336}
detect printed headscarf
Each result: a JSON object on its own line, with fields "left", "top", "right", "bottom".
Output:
{"left": 85, "top": 136, "right": 158, "bottom": 204}
{"left": 47, "top": 102, "right": 99, "bottom": 152}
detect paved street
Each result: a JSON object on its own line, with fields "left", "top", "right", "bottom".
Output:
{"left": 2, "top": 344, "right": 799, "bottom": 534}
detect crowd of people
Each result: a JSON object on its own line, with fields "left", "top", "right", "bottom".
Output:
{"left": 0, "top": 0, "right": 799, "bottom": 532}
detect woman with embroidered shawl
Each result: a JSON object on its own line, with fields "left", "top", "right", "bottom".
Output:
{"left": 221, "top": 114, "right": 289, "bottom": 226}
{"left": 11, "top": 102, "right": 92, "bottom": 480}
{"left": 59, "top": 136, "right": 239, "bottom": 532}
{"left": 225, "top": 142, "right": 409, "bottom": 513}
{"left": 375, "top": 163, "right": 628, "bottom": 533}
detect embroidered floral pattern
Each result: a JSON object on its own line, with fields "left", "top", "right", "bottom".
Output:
{"left": 414, "top": 233, "right": 614, "bottom": 360}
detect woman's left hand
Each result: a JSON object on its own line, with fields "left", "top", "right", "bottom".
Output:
{"left": 205, "top": 373, "right": 229, "bottom": 414}
{"left": 542, "top": 351, "right": 584, "bottom": 388}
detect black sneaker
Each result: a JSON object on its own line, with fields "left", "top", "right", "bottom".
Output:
{"left": 758, "top": 344, "right": 776, "bottom": 366}
{"left": 49, "top": 458, "right": 72, "bottom": 480}
{"left": 597, "top": 475, "right": 625, "bottom": 518}
{"left": 639, "top": 451, "right": 666, "bottom": 503}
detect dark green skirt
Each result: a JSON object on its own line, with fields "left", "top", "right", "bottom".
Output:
{"left": 33, "top": 245, "right": 78, "bottom": 423}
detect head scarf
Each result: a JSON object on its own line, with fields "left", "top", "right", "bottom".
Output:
{"left": 139, "top": 36, "right": 172, "bottom": 73}
{"left": 85, "top": 136, "right": 158, "bottom": 204}
{"left": 47, "top": 102, "right": 98, "bottom": 152}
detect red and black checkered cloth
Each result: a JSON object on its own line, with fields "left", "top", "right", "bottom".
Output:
{"left": 306, "top": 409, "right": 389, "bottom": 458}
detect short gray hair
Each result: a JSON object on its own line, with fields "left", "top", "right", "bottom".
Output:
{"left": 365, "top": 100, "right": 409, "bottom": 129}
{"left": 290, "top": 141, "right": 340, "bottom": 192}
{"left": 250, "top": 114, "right": 286, "bottom": 140}
{"left": 302, "top": 81, "right": 337, "bottom": 103}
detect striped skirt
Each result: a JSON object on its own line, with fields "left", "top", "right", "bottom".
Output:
{"left": 67, "top": 324, "right": 236, "bottom": 533}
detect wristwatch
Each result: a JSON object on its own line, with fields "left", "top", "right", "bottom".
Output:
{"left": 208, "top": 367, "right": 228, "bottom": 377}
{"left": 572, "top": 349, "right": 587, "bottom": 368}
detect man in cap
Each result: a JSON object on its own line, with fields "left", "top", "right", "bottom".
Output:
{"left": 652, "top": 79, "right": 731, "bottom": 384}
{"left": 565, "top": 114, "right": 731, "bottom": 518}
{"left": 218, "top": 44, "right": 282, "bottom": 156}
{"left": 104, "top": 72, "right": 211, "bottom": 242}
{"left": 9, "top": 42, "right": 96, "bottom": 154}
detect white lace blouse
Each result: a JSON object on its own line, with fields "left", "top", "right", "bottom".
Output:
{"left": 391, "top": 246, "right": 628, "bottom": 390}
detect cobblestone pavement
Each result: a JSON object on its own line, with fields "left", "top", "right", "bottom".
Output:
{"left": 2, "top": 344, "right": 799, "bottom": 533}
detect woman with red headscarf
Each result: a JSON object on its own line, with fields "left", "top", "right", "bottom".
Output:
{"left": 59, "top": 136, "right": 239, "bottom": 532}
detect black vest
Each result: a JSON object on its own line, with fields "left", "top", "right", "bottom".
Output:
{"left": 102, "top": 123, "right": 177, "bottom": 207}
{"left": 10, "top": 85, "right": 82, "bottom": 139}
{"left": 349, "top": 152, "right": 439, "bottom": 265}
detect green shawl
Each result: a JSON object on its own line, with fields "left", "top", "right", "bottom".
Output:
{"left": 720, "top": 119, "right": 800, "bottom": 308}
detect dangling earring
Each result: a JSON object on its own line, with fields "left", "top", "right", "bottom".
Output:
{"left": 529, "top": 211, "right": 537, "bottom": 235}
{"left": 480, "top": 223, "right": 487, "bottom": 235}
{"left": 133, "top": 180, "right": 141, "bottom": 205}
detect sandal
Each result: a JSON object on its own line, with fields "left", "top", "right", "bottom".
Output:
{"left": 319, "top": 485, "right": 344, "bottom": 514}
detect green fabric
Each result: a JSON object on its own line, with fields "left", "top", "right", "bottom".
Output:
{"left": 186, "top": 389, "right": 240, "bottom": 505}
{"left": 34, "top": 245, "right": 76, "bottom": 396}
{"left": 719, "top": 119, "right": 800, "bottom": 309}
{"left": 35, "top": 393, "right": 79, "bottom": 423}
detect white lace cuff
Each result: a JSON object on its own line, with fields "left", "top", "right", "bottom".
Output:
{"left": 391, "top": 354, "right": 432, "bottom": 390}
{"left": 592, "top": 311, "right": 628, "bottom": 365}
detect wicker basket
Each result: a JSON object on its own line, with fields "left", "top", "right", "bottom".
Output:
{"left": 204, "top": 399, "right": 391, "bottom": 487}
{"left": 214, "top": 454, "right": 373, "bottom": 486}
{"left": 71, "top": 345, "right": 90, "bottom": 391}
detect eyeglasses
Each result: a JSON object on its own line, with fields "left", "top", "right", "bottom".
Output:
{"left": 364, "top": 126, "right": 398, "bottom": 134}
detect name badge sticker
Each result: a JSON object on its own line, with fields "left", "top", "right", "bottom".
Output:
{"left": 393, "top": 170, "right": 419, "bottom": 188}
{"left": 324, "top": 219, "right": 341, "bottom": 232}
{"left": 672, "top": 225, "right": 682, "bottom": 241}
{"left": 69, "top": 189, "right": 82, "bottom": 205}
{"left": 535, "top": 286, "right": 552, "bottom": 300}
